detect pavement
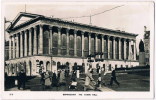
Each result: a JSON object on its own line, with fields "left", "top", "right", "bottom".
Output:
{"left": 5, "top": 72, "right": 149, "bottom": 91}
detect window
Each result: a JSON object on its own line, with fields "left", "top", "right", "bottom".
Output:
{"left": 52, "top": 32, "right": 58, "bottom": 55}
{"left": 61, "top": 33, "right": 67, "bottom": 55}
{"left": 77, "top": 35, "right": 81, "bottom": 57}
{"left": 91, "top": 37, "right": 95, "bottom": 54}
{"left": 43, "top": 31, "right": 49, "bottom": 54}
{"left": 69, "top": 34, "right": 74, "bottom": 56}
{"left": 84, "top": 36, "right": 89, "bottom": 57}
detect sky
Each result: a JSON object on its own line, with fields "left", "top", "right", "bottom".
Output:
{"left": 2, "top": 1, "right": 154, "bottom": 53}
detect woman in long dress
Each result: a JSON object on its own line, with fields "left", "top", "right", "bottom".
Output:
{"left": 44, "top": 71, "right": 51, "bottom": 89}
{"left": 59, "top": 70, "right": 66, "bottom": 85}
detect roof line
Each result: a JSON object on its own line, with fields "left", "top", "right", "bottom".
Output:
{"left": 7, "top": 12, "right": 138, "bottom": 36}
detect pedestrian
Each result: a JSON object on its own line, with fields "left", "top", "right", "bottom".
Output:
{"left": 97, "top": 74, "right": 101, "bottom": 88}
{"left": 109, "top": 67, "right": 120, "bottom": 87}
{"left": 44, "top": 71, "right": 51, "bottom": 89}
{"left": 48, "top": 71, "right": 53, "bottom": 82}
{"left": 59, "top": 70, "right": 65, "bottom": 85}
{"left": 101, "top": 67, "right": 106, "bottom": 86}
{"left": 84, "top": 71, "right": 96, "bottom": 91}
{"left": 52, "top": 71, "right": 58, "bottom": 87}
{"left": 71, "top": 70, "right": 77, "bottom": 81}
{"left": 17, "top": 69, "right": 26, "bottom": 90}
{"left": 40, "top": 72, "right": 45, "bottom": 90}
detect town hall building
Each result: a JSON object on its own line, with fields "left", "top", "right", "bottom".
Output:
{"left": 5, "top": 12, "right": 139, "bottom": 76}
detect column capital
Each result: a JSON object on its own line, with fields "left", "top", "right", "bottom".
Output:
{"left": 29, "top": 28, "right": 33, "bottom": 32}
{"left": 123, "top": 38, "right": 127, "bottom": 41}
{"left": 20, "top": 31, "right": 23, "bottom": 35}
{"left": 118, "top": 37, "right": 121, "bottom": 40}
{"left": 24, "top": 30, "right": 28, "bottom": 33}
{"left": 74, "top": 30, "right": 77, "bottom": 34}
{"left": 101, "top": 34, "right": 105, "bottom": 37}
{"left": 65, "top": 28, "right": 69, "bottom": 33}
{"left": 132, "top": 39, "right": 136, "bottom": 42}
{"left": 81, "top": 31, "right": 85, "bottom": 35}
{"left": 107, "top": 35, "right": 110, "bottom": 39}
{"left": 49, "top": 26, "right": 53, "bottom": 30}
{"left": 88, "top": 33, "right": 91, "bottom": 36}
{"left": 127, "top": 39, "right": 131, "bottom": 42}
{"left": 57, "top": 27, "right": 62, "bottom": 31}
{"left": 39, "top": 24, "right": 44, "bottom": 28}
{"left": 95, "top": 33, "right": 98, "bottom": 37}
{"left": 33, "top": 26, "right": 37, "bottom": 30}
{"left": 112, "top": 36, "right": 116, "bottom": 40}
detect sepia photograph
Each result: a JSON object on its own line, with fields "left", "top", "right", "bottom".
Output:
{"left": 1, "top": 1, "right": 155, "bottom": 99}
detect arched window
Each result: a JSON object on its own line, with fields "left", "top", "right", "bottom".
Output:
{"left": 77, "top": 35, "right": 81, "bottom": 57}
{"left": 53, "top": 32, "right": 58, "bottom": 55}
{"left": 69, "top": 34, "right": 74, "bottom": 56}
{"left": 61, "top": 33, "right": 67, "bottom": 55}
{"left": 84, "top": 36, "right": 89, "bottom": 57}
{"left": 98, "top": 37, "right": 102, "bottom": 52}
{"left": 121, "top": 40, "right": 124, "bottom": 59}
{"left": 115, "top": 40, "right": 118, "bottom": 59}
{"left": 104, "top": 39, "right": 107, "bottom": 59}
{"left": 91, "top": 37, "right": 95, "bottom": 54}
{"left": 43, "top": 31, "right": 50, "bottom": 54}
{"left": 57, "top": 62, "right": 61, "bottom": 69}
{"left": 46, "top": 61, "right": 51, "bottom": 71}
{"left": 110, "top": 40, "right": 113, "bottom": 59}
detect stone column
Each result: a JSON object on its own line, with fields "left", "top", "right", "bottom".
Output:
{"left": 66, "top": 29, "right": 69, "bottom": 56}
{"left": 113, "top": 37, "right": 116, "bottom": 59}
{"left": 58, "top": 27, "right": 61, "bottom": 55}
{"left": 101, "top": 34, "right": 104, "bottom": 58}
{"left": 16, "top": 33, "right": 19, "bottom": 58}
{"left": 118, "top": 38, "right": 121, "bottom": 60}
{"left": 20, "top": 32, "right": 23, "bottom": 57}
{"left": 13, "top": 35, "right": 15, "bottom": 58}
{"left": 49, "top": 26, "right": 53, "bottom": 54}
{"left": 133, "top": 40, "right": 136, "bottom": 60}
{"left": 74, "top": 30, "right": 77, "bottom": 57}
{"left": 95, "top": 34, "right": 98, "bottom": 53}
{"left": 9, "top": 36, "right": 12, "bottom": 59}
{"left": 29, "top": 28, "right": 32, "bottom": 56}
{"left": 88, "top": 33, "right": 91, "bottom": 55}
{"left": 33, "top": 26, "right": 37, "bottom": 55}
{"left": 128, "top": 39, "right": 131, "bottom": 60}
{"left": 24, "top": 30, "right": 28, "bottom": 56}
{"left": 107, "top": 36, "right": 110, "bottom": 59}
{"left": 81, "top": 31, "right": 84, "bottom": 57}
{"left": 124, "top": 39, "right": 127, "bottom": 60}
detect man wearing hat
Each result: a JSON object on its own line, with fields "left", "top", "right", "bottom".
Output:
{"left": 109, "top": 67, "right": 120, "bottom": 87}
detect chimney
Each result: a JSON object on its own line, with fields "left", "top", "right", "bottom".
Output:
{"left": 144, "top": 26, "right": 147, "bottom": 32}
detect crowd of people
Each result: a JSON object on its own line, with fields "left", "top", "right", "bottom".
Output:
{"left": 7, "top": 64, "right": 120, "bottom": 91}
{"left": 84, "top": 65, "right": 120, "bottom": 91}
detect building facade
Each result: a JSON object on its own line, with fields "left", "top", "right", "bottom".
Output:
{"left": 5, "top": 12, "right": 139, "bottom": 76}
{"left": 144, "top": 26, "right": 150, "bottom": 65}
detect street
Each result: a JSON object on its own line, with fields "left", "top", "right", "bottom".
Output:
{"left": 6, "top": 72, "right": 149, "bottom": 91}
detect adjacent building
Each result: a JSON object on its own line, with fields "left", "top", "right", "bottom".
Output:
{"left": 144, "top": 26, "right": 150, "bottom": 66}
{"left": 5, "top": 12, "right": 139, "bottom": 76}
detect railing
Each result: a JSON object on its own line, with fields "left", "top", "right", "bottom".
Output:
{"left": 69, "top": 49, "right": 74, "bottom": 56}
{"left": 52, "top": 47, "right": 58, "bottom": 55}
{"left": 77, "top": 49, "right": 82, "bottom": 57}
{"left": 61, "top": 47, "right": 67, "bottom": 55}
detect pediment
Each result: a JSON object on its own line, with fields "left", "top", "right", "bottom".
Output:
{"left": 6, "top": 12, "right": 43, "bottom": 32}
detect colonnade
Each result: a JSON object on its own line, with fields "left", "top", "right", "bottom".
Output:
{"left": 9, "top": 24, "right": 136, "bottom": 61}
